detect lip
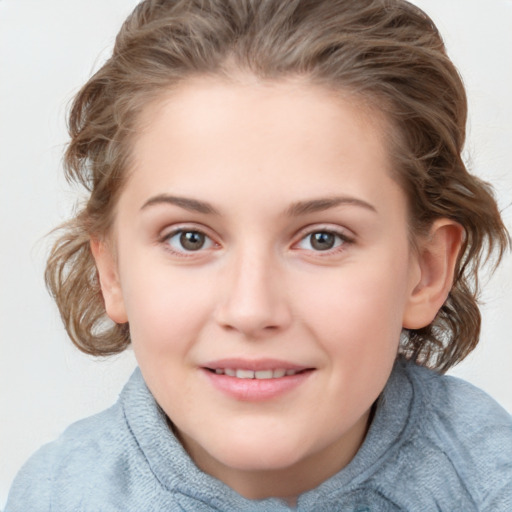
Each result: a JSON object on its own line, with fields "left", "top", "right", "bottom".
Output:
{"left": 202, "top": 358, "right": 309, "bottom": 372}
{"left": 201, "top": 358, "right": 315, "bottom": 401}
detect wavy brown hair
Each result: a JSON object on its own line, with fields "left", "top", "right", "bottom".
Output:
{"left": 45, "top": 0, "right": 509, "bottom": 371}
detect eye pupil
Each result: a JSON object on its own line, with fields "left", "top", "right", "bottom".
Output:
{"left": 180, "top": 231, "right": 205, "bottom": 251}
{"left": 311, "top": 232, "right": 335, "bottom": 251}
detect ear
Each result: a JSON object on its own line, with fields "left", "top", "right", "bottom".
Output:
{"left": 402, "top": 219, "right": 464, "bottom": 329}
{"left": 90, "top": 239, "right": 128, "bottom": 324}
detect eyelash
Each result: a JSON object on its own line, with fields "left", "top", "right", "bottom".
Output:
{"left": 158, "top": 225, "right": 354, "bottom": 258}
{"left": 159, "top": 226, "right": 218, "bottom": 257}
{"left": 293, "top": 227, "right": 354, "bottom": 256}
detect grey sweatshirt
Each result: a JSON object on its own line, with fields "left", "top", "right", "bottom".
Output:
{"left": 6, "top": 359, "right": 512, "bottom": 511}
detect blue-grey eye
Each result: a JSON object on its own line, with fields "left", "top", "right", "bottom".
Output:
{"left": 311, "top": 232, "right": 336, "bottom": 250}
{"left": 297, "top": 231, "right": 344, "bottom": 251}
{"left": 166, "top": 230, "right": 214, "bottom": 252}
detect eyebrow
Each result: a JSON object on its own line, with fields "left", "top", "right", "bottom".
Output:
{"left": 285, "top": 196, "right": 377, "bottom": 216}
{"left": 141, "top": 194, "right": 220, "bottom": 215}
{"left": 140, "top": 194, "right": 377, "bottom": 216}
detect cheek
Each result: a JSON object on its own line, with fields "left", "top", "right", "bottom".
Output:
{"left": 294, "top": 257, "right": 409, "bottom": 358}
{"left": 118, "top": 258, "right": 215, "bottom": 354}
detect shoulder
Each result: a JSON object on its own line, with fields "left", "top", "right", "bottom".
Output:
{"left": 403, "top": 360, "right": 512, "bottom": 510}
{"left": 5, "top": 402, "right": 130, "bottom": 511}
{"left": 4, "top": 369, "right": 168, "bottom": 512}
{"left": 405, "top": 360, "right": 512, "bottom": 433}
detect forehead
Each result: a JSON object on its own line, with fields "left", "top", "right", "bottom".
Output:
{"left": 124, "top": 76, "right": 402, "bottom": 215}
{"left": 136, "top": 76, "right": 389, "bottom": 154}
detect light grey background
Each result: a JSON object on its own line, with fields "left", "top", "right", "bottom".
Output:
{"left": 1, "top": 0, "right": 511, "bottom": 507}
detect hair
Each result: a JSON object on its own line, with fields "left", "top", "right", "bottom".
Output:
{"left": 45, "top": 0, "right": 509, "bottom": 372}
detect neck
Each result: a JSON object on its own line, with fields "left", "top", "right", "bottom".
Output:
{"left": 177, "top": 407, "right": 372, "bottom": 502}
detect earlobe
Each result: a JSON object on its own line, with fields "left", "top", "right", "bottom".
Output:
{"left": 90, "top": 239, "right": 128, "bottom": 324}
{"left": 402, "top": 219, "right": 464, "bottom": 330}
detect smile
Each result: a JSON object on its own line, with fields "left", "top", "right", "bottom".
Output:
{"left": 202, "top": 360, "right": 315, "bottom": 401}
{"left": 209, "top": 368, "right": 302, "bottom": 379}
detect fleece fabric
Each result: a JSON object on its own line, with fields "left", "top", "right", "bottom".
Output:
{"left": 5, "top": 359, "right": 512, "bottom": 511}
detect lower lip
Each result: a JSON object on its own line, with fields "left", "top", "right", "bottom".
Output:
{"left": 202, "top": 369, "right": 313, "bottom": 401}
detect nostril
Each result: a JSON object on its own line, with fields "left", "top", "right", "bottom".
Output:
{"left": 213, "top": 284, "right": 292, "bottom": 336}
{"left": 220, "top": 323, "right": 237, "bottom": 332}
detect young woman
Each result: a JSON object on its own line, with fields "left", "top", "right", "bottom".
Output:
{"left": 6, "top": 1, "right": 511, "bottom": 510}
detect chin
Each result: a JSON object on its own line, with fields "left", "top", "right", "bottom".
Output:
{"left": 204, "top": 433, "right": 313, "bottom": 472}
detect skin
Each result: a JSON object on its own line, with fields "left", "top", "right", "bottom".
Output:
{"left": 92, "top": 76, "right": 462, "bottom": 501}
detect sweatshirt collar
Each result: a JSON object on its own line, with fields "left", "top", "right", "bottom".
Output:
{"left": 121, "top": 358, "right": 419, "bottom": 510}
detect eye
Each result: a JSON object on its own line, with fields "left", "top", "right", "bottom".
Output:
{"left": 164, "top": 229, "right": 216, "bottom": 253}
{"left": 296, "top": 230, "right": 349, "bottom": 252}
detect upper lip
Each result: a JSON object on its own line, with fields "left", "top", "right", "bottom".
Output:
{"left": 202, "top": 358, "right": 312, "bottom": 372}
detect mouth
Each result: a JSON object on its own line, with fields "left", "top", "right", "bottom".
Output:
{"left": 201, "top": 359, "right": 315, "bottom": 401}
{"left": 204, "top": 368, "right": 309, "bottom": 379}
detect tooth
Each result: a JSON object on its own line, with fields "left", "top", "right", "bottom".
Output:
{"left": 224, "top": 368, "right": 236, "bottom": 377}
{"left": 215, "top": 369, "right": 223, "bottom": 374}
{"left": 236, "top": 369, "right": 255, "bottom": 379}
{"left": 273, "top": 369, "right": 286, "bottom": 378}
{"left": 285, "top": 369, "right": 298, "bottom": 376}
{"left": 255, "top": 370, "right": 273, "bottom": 379}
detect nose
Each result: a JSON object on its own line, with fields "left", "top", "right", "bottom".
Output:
{"left": 214, "top": 247, "right": 292, "bottom": 338}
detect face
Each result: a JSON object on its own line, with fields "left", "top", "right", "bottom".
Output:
{"left": 96, "top": 77, "right": 426, "bottom": 498}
